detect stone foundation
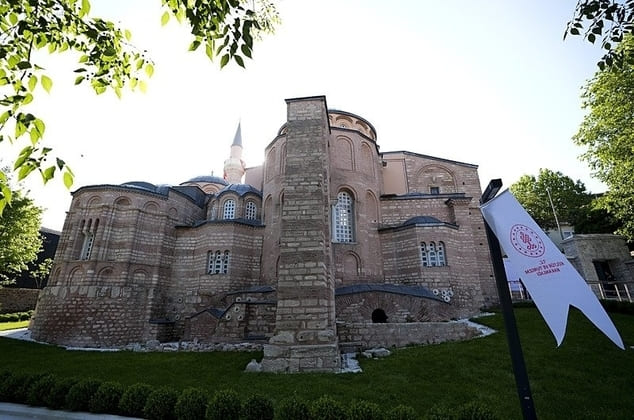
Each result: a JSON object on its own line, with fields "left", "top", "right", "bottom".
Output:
{"left": 260, "top": 343, "right": 341, "bottom": 373}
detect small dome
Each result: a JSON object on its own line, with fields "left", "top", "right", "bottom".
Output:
{"left": 217, "top": 184, "right": 262, "bottom": 197}
{"left": 184, "top": 175, "right": 228, "bottom": 185}
{"left": 121, "top": 181, "right": 158, "bottom": 192}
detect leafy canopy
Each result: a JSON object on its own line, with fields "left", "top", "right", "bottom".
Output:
{"left": 565, "top": 0, "right": 634, "bottom": 69}
{"left": 0, "top": 188, "right": 43, "bottom": 285}
{"left": 509, "top": 168, "right": 592, "bottom": 231}
{"left": 0, "top": 0, "right": 279, "bottom": 214}
{"left": 573, "top": 34, "right": 634, "bottom": 242}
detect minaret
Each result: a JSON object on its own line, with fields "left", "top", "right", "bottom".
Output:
{"left": 223, "top": 123, "right": 246, "bottom": 184}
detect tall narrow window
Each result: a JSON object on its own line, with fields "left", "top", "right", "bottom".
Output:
{"left": 437, "top": 241, "right": 446, "bottom": 266}
{"left": 222, "top": 250, "right": 230, "bottom": 274}
{"left": 245, "top": 201, "right": 257, "bottom": 220}
{"left": 210, "top": 203, "right": 217, "bottom": 220}
{"left": 333, "top": 191, "right": 354, "bottom": 242}
{"left": 223, "top": 199, "right": 235, "bottom": 219}
{"left": 420, "top": 242, "right": 428, "bottom": 266}
{"left": 214, "top": 251, "right": 222, "bottom": 273}
{"left": 79, "top": 218, "right": 98, "bottom": 260}
{"left": 428, "top": 242, "right": 437, "bottom": 266}
{"left": 207, "top": 251, "right": 215, "bottom": 274}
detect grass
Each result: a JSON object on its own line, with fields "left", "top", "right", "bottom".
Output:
{"left": 0, "top": 308, "right": 632, "bottom": 419}
{"left": 0, "top": 320, "right": 29, "bottom": 331}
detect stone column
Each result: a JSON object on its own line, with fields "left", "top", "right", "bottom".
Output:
{"left": 261, "top": 96, "right": 340, "bottom": 372}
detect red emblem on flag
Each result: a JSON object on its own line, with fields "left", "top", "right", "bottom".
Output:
{"left": 509, "top": 224, "right": 545, "bottom": 258}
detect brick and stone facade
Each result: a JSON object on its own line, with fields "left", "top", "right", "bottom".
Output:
{"left": 30, "top": 95, "right": 496, "bottom": 371}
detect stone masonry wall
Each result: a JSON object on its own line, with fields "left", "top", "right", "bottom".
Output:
{"left": 0, "top": 288, "right": 39, "bottom": 313}
{"left": 337, "top": 321, "right": 482, "bottom": 350}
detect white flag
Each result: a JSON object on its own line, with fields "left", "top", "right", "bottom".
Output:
{"left": 480, "top": 189, "right": 624, "bottom": 349}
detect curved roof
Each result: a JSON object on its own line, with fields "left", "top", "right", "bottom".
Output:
{"left": 217, "top": 183, "right": 262, "bottom": 197}
{"left": 184, "top": 175, "right": 228, "bottom": 185}
{"left": 120, "top": 181, "right": 170, "bottom": 195}
{"left": 335, "top": 283, "right": 445, "bottom": 302}
{"left": 402, "top": 216, "right": 444, "bottom": 226}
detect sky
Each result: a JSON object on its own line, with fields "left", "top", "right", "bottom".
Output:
{"left": 3, "top": 0, "right": 608, "bottom": 231}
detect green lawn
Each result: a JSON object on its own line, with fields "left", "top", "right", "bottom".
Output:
{"left": 1, "top": 308, "right": 632, "bottom": 419}
{"left": 0, "top": 321, "right": 29, "bottom": 331}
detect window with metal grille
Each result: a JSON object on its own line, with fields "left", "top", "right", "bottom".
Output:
{"left": 333, "top": 191, "right": 354, "bottom": 242}
{"left": 223, "top": 199, "right": 235, "bottom": 219}
{"left": 245, "top": 201, "right": 257, "bottom": 220}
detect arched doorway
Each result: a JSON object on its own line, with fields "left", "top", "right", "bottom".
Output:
{"left": 371, "top": 308, "right": 388, "bottom": 323}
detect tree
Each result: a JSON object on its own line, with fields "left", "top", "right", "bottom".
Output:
{"left": 0, "top": 0, "right": 279, "bottom": 213}
{"left": 565, "top": 0, "right": 634, "bottom": 69}
{"left": 0, "top": 189, "right": 43, "bottom": 285}
{"left": 573, "top": 35, "right": 634, "bottom": 242}
{"left": 573, "top": 195, "right": 622, "bottom": 235}
{"left": 509, "top": 168, "right": 592, "bottom": 230}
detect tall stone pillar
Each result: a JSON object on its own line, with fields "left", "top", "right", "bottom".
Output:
{"left": 261, "top": 96, "right": 340, "bottom": 372}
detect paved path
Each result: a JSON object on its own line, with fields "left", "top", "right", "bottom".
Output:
{"left": 0, "top": 403, "right": 142, "bottom": 419}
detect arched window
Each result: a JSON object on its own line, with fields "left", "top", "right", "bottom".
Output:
{"left": 245, "top": 201, "right": 257, "bottom": 220}
{"left": 420, "top": 242, "right": 428, "bottom": 266}
{"left": 223, "top": 199, "right": 235, "bottom": 219}
{"left": 333, "top": 191, "right": 354, "bottom": 243}
{"left": 79, "top": 218, "right": 99, "bottom": 260}
{"left": 208, "top": 250, "right": 231, "bottom": 274}
{"left": 437, "top": 241, "right": 446, "bottom": 266}
{"left": 210, "top": 202, "right": 217, "bottom": 220}
{"left": 428, "top": 242, "right": 437, "bottom": 266}
{"left": 214, "top": 251, "right": 222, "bottom": 273}
{"left": 222, "top": 250, "right": 230, "bottom": 274}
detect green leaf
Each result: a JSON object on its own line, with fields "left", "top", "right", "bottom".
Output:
{"left": 145, "top": 63, "right": 154, "bottom": 77}
{"left": 63, "top": 171, "right": 74, "bottom": 188}
{"left": 241, "top": 44, "right": 252, "bottom": 58}
{"left": 41, "top": 75, "right": 53, "bottom": 93}
{"left": 18, "top": 163, "right": 36, "bottom": 181}
{"left": 42, "top": 166, "right": 56, "bottom": 184}
{"left": 28, "top": 75, "right": 37, "bottom": 92}
{"left": 114, "top": 86, "right": 122, "bottom": 99}
{"left": 15, "top": 121, "right": 27, "bottom": 138}
{"left": 138, "top": 80, "right": 147, "bottom": 93}
{"left": 56, "top": 158, "right": 65, "bottom": 170}
{"left": 14, "top": 146, "right": 32, "bottom": 169}
{"left": 0, "top": 111, "right": 10, "bottom": 125}
{"left": 161, "top": 11, "right": 170, "bottom": 26}
{"left": 23, "top": 93, "right": 33, "bottom": 105}
{"left": 34, "top": 119, "right": 45, "bottom": 137}
{"left": 220, "top": 54, "right": 230, "bottom": 68}
{"left": 29, "top": 128, "right": 40, "bottom": 145}
{"left": 588, "top": 33, "right": 596, "bottom": 43}
{"left": 189, "top": 40, "right": 201, "bottom": 51}
{"left": 124, "top": 29, "right": 132, "bottom": 41}
{"left": 81, "top": 0, "right": 91, "bottom": 17}
{"left": 17, "top": 61, "right": 32, "bottom": 70}
{"left": 234, "top": 54, "right": 245, "bottom": 68}
{"left": 74, "top": 75, "right": 85, "bottom": 85}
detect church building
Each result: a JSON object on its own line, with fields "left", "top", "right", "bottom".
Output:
{"left": 30, "top": 96, "right": 496, "bottom": 372}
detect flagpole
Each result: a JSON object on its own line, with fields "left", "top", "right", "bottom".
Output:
{"left": 481, "top": 179, "right": 537, "bottom": 420}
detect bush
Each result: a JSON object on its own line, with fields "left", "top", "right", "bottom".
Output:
{"left": 4, "top": 372, "right": 44, "bottom": 404}
{"left": 206, "top": 389, "right": 241, "bottom": 420}
{"left": 45, "top": 377, "right": 78, "bottom": 410}
{"left": 174, "top": 387, "right": 208, "bottom": 420}
{"left": 26, "top": 373, "right": 58, "bottom": 406}
{"left": 242, "top": 393, "right": 274, "bottom": 420}
{"left": 348, "top": 399, "right": 384, "bottom": 420}
{"left": 119, "top": 383, "right": 153, "bottom": 418}
{"left": 310, "top": 395, "right": 347, "bottom": 420}
{"left": 89, "top": 381, "right": 125, "bottom": 414}
{"left": 143, "top": 386, "right": 179, "bottom": 420}
{"left": 600, "top": 299, "right": 634, "bottom": 315}
{"left": 66, "top": 379, "right": 102, "bottom": 412}
{"left": 0, "top": 311, "right": 32, "bottom": 322}
{"left": 276, "top": 395, "right": 311, "bottom": 420}
{"left": 0, "top": 370, "right": 15, "bottom": 401}
{"left": 387, "top": 404, "right": 419, "bottom": 420}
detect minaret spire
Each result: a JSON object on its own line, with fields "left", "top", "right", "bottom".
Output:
{"left": 223, "top": 122, "right": 246, "bottom": 184}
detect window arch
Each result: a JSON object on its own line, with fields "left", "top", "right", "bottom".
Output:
{"left": 333, "top": 191, "right": 354, "bottom": 243}
{"left": 437, "top": 241, "right": 446, "bottom": 266}
{"left": 223, "top": 199, "right": 236, "bottom": 219}
{"left": 208, "top": 250, "right": 231, "bottom": 274}
{"left": 245, "top": 201, "right": 257, "bottom": 220}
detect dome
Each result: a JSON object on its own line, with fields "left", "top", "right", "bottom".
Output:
{"left": 183, "top": 175, "right": 229, "bottom": 186}
{"left": 217, "top": 183, "right": 262, "bottom": 197}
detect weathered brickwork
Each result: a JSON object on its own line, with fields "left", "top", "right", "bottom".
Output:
{"left": 31, "top": 95, "right": 496, "bottom": 372}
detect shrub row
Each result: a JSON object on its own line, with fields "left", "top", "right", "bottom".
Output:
{"left": 0, "top": 311, "right": 33, "bottom": 323}
{"left": 0, "top": 369, "right": 497, "bottom": 419}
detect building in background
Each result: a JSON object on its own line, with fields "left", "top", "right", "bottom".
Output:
{"left": 30, "top": 96, "right": 496, "bottom": 372}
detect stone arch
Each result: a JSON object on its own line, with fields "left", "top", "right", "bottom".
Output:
{"left": 50, "top": 266, "right": 61, "bottom": 286}
{"left": 68, "top": 266, "right": 83, "bottom": 285}
{"left": 333, "top": 114, "right": 354, "bottom": 128}
{"left": 87, "top": 195, "right": 102, "bottom": 207}
{"left": 97, "top": 266, "right": 114, "bottom": 281}
{"left": 343, "top": 251, "right": 360, "bottom": 282}
{"left": 132, "top": 269, "right": 148, "bottom": 285}
{"left": 335, "top": 136, "right": 354, "bottom": 170}
{"left": 280, "top": 142, "right": 287, "bottom": 174}
{"left": 415, "top": 164, "right": 457, "bottom": 194}
{"left": 168, "top": 207, "right": 178, "bottom": 218}
{"left": 221, "top": 196, "right": 237, "bottom": 219}
{"left": 371, "top": 308, "right": 388, "bottom": 323}
{"left": 263, "top": 195, "right": 273, "bottom": 225}
{"left": 114, "top": 196, "right": 131, "bottom": 207}
{"left": 360, "top": 142, "right": 375, "bottom": 177}
{"left": 365, "top": 190, "right": 379, "bottom": 225}
{"left": 266, "top": 147, "right": 277, "bottom": 181}
{"left": 143, "top": 201, "right": 159, "bottom": 213}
